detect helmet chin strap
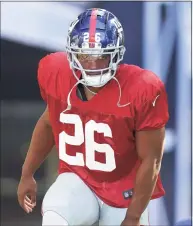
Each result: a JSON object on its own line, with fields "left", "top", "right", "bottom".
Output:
{"left": 63, "top": 76, "right": 130, "bottom": 113}
{"left": 112, "top": 77, "right": 131, "bottom": 107}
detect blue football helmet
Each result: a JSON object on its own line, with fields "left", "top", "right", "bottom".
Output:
{"left": 66, "top": 8, "right": 126, "bottom": 87}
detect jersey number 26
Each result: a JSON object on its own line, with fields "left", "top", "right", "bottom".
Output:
{"left": 59, "top": 113, "right": 116, "bottom": 172}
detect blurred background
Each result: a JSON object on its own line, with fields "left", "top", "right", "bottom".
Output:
{"left": 0, "top": 1, "right": 192, "bottom": 226}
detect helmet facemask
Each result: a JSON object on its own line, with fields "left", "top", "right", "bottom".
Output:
{"left": 66, "top": 38, "right": 125, "bottom": 87}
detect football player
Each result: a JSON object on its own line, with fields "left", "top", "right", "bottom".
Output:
{"left": 17, "top": 8, "right": 169, "bottom": 226}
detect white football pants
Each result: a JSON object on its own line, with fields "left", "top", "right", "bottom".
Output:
{"left": 42, "top": 173, "right": 149, "bottom": 226}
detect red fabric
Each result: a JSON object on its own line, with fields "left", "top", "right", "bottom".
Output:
{"left": 134, "top": 70, "right": 169, "bottom": 131}
{"left": 37, "top": 52, "right": 169, "bottom": 208}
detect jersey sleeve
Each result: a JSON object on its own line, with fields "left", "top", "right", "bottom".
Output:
{"left": 135, "top": 71, "right": 169, "bottom": 131}
{"left": 37, "top": 52, "right": 68, "bottom": 103}
{"left": 37, "top": 56, "right": 49, "bottom": 102}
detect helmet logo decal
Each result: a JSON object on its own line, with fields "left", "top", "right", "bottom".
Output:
{"left": 83, "top": 32, "right": 101, "bottom": 47}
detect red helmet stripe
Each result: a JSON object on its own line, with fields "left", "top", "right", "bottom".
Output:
{"left": 89, "top": 9, "right": 98, "bottom": 45}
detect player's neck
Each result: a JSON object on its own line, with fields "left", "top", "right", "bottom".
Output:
{"left": 84, "top": 86, "right": 102, "bottom": 100}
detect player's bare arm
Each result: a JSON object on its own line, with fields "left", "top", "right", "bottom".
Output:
{"left": 21, "top": 106, "right": 54, "bottom": 177}
{"left": 123, "top": 127, "right": 165, "bottom": 225}
{"left": 17, "top": 106, "right": 55, "bottom": 213}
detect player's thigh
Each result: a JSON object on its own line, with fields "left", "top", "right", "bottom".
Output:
{"left": 42, "top": 172, "right": 99, "bottom": 226}
{"left": 99, "top": 203, "right": 149, "bottom": 226}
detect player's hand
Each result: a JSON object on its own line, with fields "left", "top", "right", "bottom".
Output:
{"left": 17, "top": 175, "right": 37, "bottom": 213}
{"left": 121, "top": 217, "right": 140, "bottom": 226}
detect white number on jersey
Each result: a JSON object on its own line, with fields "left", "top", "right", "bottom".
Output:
{"left": 59, "top": 113, "right": 116, "bottom": 172}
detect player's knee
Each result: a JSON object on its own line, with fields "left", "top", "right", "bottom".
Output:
{"left": 42, "top": 211, "right": 69, "bottom": 226}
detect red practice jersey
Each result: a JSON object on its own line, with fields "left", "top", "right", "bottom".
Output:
{"left": 37, "top": 52, "right": 169, "bottom": 208}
